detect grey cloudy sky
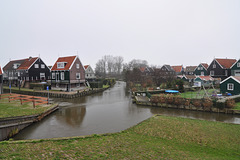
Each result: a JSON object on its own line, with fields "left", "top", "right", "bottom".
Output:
{"left": 0, "top": 0, "right": 239, "bottom": 69}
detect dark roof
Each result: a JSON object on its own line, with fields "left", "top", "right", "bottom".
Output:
{"left": 215, "top": 58, "right": 237, "bottom": 69}
{"left": 17, "top": 57, "right": 38, "bottom": 70}
{"left": 3, "top": 58, "right": 27, "bottom": 71}
{"left": 51, "top": 56, "right": 77, "bottom": 71}
{"left": 162, "top": 65, "right": 174, "bottom": 71}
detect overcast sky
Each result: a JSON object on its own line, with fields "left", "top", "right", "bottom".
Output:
{"left": 0, "top": 0, "right": 239, "bottom": 69}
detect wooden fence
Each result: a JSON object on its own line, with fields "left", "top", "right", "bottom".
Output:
{"left": 0, "top": 93, "right": 49, "bottom": 108}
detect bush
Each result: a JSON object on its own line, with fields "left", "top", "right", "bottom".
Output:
{"left": 192, "top": 99, "right": 202, "bottom": 109}
{"left": 174, "top": 95, "right": 184, "bottom": 106}
{"left": 225, "top": 99, "right": 235, "bottom": 109}
{"left": 184, "top": 98, "right": 191, "bottom": 106}
{"left": 166, "top": 94, "right": 174, "bottom": 104}
{"left": 202, "top": 98, "right": 213, "bottom": 110}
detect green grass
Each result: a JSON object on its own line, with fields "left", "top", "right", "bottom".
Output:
{"left": 1, "top": 115, "right": 239, "bottom": 159}
{"left": 4, "top": 86, "right": 34, "bottom": 92}
{"left": 103, "top": 85, "right": 110, "bottom": 88}
{"left": 234, "top": 102, "right": 240, "bottom": 110}
{"left": 180, "top": 89, "right": 219, "bottom": 99}
{"left": 0, "top": 98, "right": 56, "bottom": 118}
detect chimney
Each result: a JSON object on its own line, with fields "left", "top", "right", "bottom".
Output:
{"left": 29, "top": 56, "right": 32, "bottom": 61}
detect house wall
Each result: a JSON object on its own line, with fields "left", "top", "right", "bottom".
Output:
{"left": 231, "top": 60, "right": 240, "bottom": 76}
{"left": 0, "top": 75, "right": 3, "bottom": 94}
{"left": 85, "top": 66, "right": 96, "bottom": 79}
{"left": 207, "top": 59, "right": 229, "bottom": 80}
{"left": 194, "top": 64, "right": 208, "bottom": 76}
{"left": 69, "top": 58, "right": 85, "bottom": 82}
{"left": 220, "top": 78, "right": 240, "bottom": 95}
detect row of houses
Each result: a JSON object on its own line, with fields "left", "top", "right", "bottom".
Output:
{"left": 0, "top": 56, "right": 96, "bottom": 92}
{"left": 139, "top": 58, "right": 240, "bottom": 95}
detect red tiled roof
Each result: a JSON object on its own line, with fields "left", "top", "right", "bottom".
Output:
{"left": 139, "top": 67, "right": 145, "bottom": 72}
{"left": 185, "top": 75, "right": 196, "bottom": 79}
{"left": 171, "top": 66, "right": 182, "bottom": 73}
{"left": 201, "top": 63, "right": 208, "bottom": 70}
{"left": 51, "top": 56, "right": 77, "bottom": 71}
{"left": 84, "top": 65, "right": 89, "bottom": 70}
{"left": 216, "top": 58, "right": 237, "bottom": 69}
{"left": 0, "top": 66, "right": 2, "bottom": 75}
{"left": 233, "top": 76, "right": 240, "bottom": 82}
{"left": 198, "top": 76, "right": 213, "bottom": 81}
{"left": 17, "top": 57, "right": 38, "bottom": 70}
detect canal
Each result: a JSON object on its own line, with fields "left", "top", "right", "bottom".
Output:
{"left": 14, "top": 81, "right": 240, "bottom": 140}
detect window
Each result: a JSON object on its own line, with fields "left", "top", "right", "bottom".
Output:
{"left": 18, "top": 72, "right": 20, "bottom": 76}
{"left": 201, "top": 72, "right": 204, "bottom": 76}
{"left": 237, "top": 62, "right": 240, "bottom": 67}
{"left": 61, "top": 72, "right": 64, "bottom": 80}
{"left": 235, "top": 70, "right": 240, "bottom": 76}
{"left": 210, "top": 71, "right": 214, "bottom": 76}
{"left": 41, "top": 64, "right": 45, "bottom": 69}
{"left": 76, "top": 73, "right": 80, "bottom": 79}
{"left": 198, "top": 67, "right": 200, "bottom": 70}
{"left": 13, "top": 63, "right": 20, "bottom": 69}
{"left": 227, "top": 83, "right": 234, "bottom": 90}
{"left": 76, "top": 64, "right": 79, "bottom": 69}
{"left": 40, "top": 73, "right": 45, "bottom": 79}
{"left": 213, "top": 64, "right": 216, "bottom": 68}
{"left": 35, "top": 64, "right": 39, "bottom": 68}
{"left": 225, "top": 70, "right": 228, "bottom": 76}
{"left": 52, "top": 72, "right": 55, "bottom": 79}
{"left": 57, "top": 62, "right": 65, "bottom": 69}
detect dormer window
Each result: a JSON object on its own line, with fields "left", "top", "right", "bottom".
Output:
{"left": 57, "top": 62, "right": 66, "bottom": 69}
{"left": 13, "top": 63, "right": 20, "bottom": 69}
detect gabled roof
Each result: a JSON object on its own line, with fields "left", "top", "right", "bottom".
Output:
{"left": 171, "top": 65, "right": 183, "bottom": 73}
{"left": 196, "top": 76, "right": 213, "bottom": 81}
{"left": 183, "top": 75, "right": 196, "bottom": 80}
{"left": 51, "top": 56, "right": 77, "bottom": 71}
{"left": 220, "top": 76, "right": 240, "bottom": 84}
{"left": 215, "top": 58, "right": 237, "bottom": 69}
{"left": 3, "top": 58, "right": 27, "bottom": 71}
{"left": 201, "top": 63, "right": 209, "bottom": 70}
{"left": 0, "top": 66, "right": 2, "bottom": 75}
{"left": 230, "top": 59, "right": 240, "bottom": 69}
{"left": 84, "top": 65, "right": 89, "bottom": 70}
{"left": 185, "top": 66, "right": 197, "bottom": 72}
{"left": 17, "top": 57, "right": 38, "bottom": 70}
{"left": 139, "top": 67, "right": 146, "bottom": 72}
{"left": 162, "top": 65, "right": 174, "bottom": 72}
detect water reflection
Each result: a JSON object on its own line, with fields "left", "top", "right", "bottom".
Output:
{"left": 13, "top": 81, "right": 240, "bottom": 140}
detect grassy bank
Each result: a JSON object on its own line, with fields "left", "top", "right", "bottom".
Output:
{"left": 180, "top": 89, "right": 218, "bottom": 99}
{"left": 1, "top": 115, "right": 239, "bottom": 159}
{"left": 0, "top": 98, "right": 56, "bottom": 118}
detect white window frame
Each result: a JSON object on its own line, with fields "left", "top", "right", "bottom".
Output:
{"left": 61, "top": 72, "right": 64, "bottom": 80}
{"left": 235, "top": 70, "right": 240, "bottom": 76}
{"left": 210, "top": 70, "right": 214, "bottom": 76}
{"left": 201, "top": 72, "right": 204, "bottom": 76}
{"left": 237, "top": 62, "right": 240, "bottom": 67}
{"left": 225, "top": 70, "right": 228, "bottom": 76}
{"left": 41, "top": 64, "right": 45, "bottom": 69}
{"left": 213, "top": 64, "right": 216, "bottom": 68}
{"left": 52, "top": 72, "right": 55, "bottom": 79}
{"left": 57, "top": 62, "right": 65, "bottom": 69}
{"left": 227, "top": 83, "right": 234, "bottom": 91}
{"left": 76, "top": 64, "right": 79, "bottom": 69}
{"left": 76, "top": 73, "right": 80, "bottom": 79}
{"left": 40, "top": 73, "right": 45, "bottom": 79}
{"left": 35, "top": 64, "right": 39, "bottom": 68}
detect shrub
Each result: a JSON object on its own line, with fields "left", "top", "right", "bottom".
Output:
{"left": 225, "top": 99, "right": 235, "bottom": 109}
{"left": 193, "top": 99, "right": 202, "bottom": 109}
{"left": 184, "top": 98, "right": 191, "bottom": 106}
{"left": 174, "top": 95, "right": 183, "bottom": 106}
{"left": 166, "top": 94, "right": 174, "bottom": 104}
{"left": 150, "top": 96, "right": 159, "bottom": 104}
{"left": 202, "top": 98, "right": 213, "bottom": 110}
{"left": 158, "top": 94, "right": 166, "bottom": 103}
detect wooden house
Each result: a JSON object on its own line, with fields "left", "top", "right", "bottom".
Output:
{"left": 230, "top": 59, "right": 240, "bottom": 76}
{"left": 182, "top": 75, "right": 196, "bottom": 84}
{"left": 194, "top": 63, "right": 209, "bottom": 76}
{"left": 171, "top": 65, "right": 184, "bottom": 75}
{"left": 194, "top": 76, "right": 214, "bottom": 87}
{"left": 207, "top": 58, "right": 237, "bottom": 80}
{"left": 51, "top": 56, "right": 85, "bottom": 91}
{"left": 159, "top": 65, "right": 176, "bottom": 79}
{"left": 16, "top": 57, "right": 50, "bottom": 86}
{"left": 3, "top": 58, "right": 27, "bottom": 86}
{"left": 185, "top": 66, "right": 197, "bottom": 75}
{"left": 84, "top": 65, "right": 96, "bottom": 80}
{"left": 220, "top": 76, "right": 240, "bottom": 95}
{"left": 0, "top": 66, "right": 3, "bottom": 94}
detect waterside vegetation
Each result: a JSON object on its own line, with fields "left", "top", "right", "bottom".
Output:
{"left": 1, "top": 115, "right": 240, "bottom": 159}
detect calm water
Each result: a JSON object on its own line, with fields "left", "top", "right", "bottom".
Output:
{"left": 14, "top": 81, "right": 240, "bottom": 140}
